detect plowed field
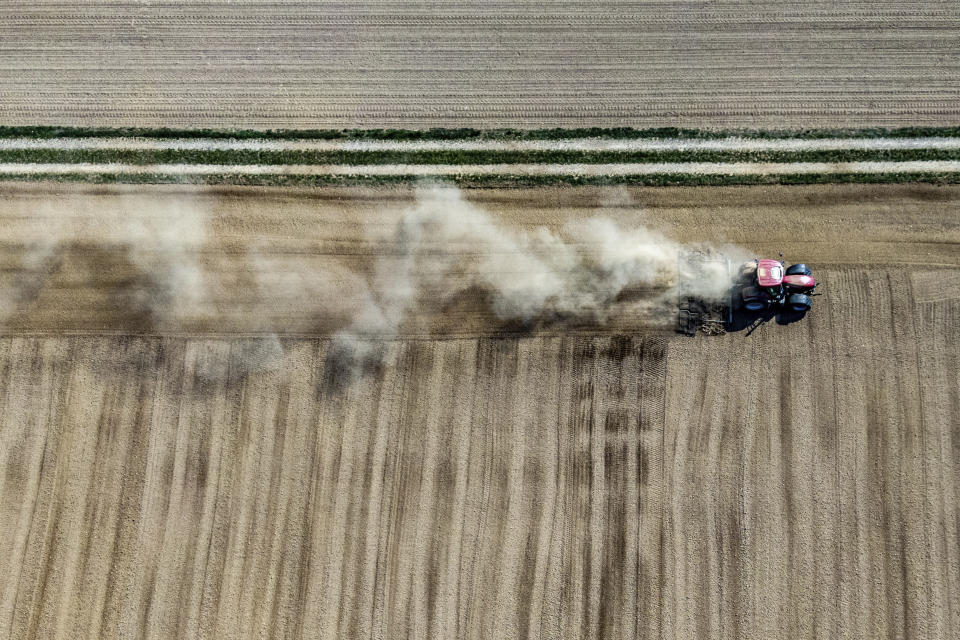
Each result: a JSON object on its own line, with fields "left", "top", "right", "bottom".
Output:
{"left": 1, "top": 183, "right": 958, "bottom": 639}
{"left": 2, "top": 1, "right": 959, "bottom": 128}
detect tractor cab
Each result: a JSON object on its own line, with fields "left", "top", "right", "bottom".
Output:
{"left": 756, "top": 259, "right": 784, "bottom": 287}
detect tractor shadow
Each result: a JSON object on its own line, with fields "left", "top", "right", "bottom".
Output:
{"left": 725, "top": 295, "right": 807, "bottom": 336}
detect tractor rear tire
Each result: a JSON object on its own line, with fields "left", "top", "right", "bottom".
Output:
{"left": 742, "top": 286, "right": 767, "bottom": 311}
{"left": 788, "top": 293, "right": 812, "bottom": 312}
{"left": 786, "top": 263, "right": 812, "bottom": 276}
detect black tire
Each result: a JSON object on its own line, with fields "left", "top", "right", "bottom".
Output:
{"left": 786, "top": 263, "right": 812, "bottom": 276}
{"left": 742, "top": 286, "right": 767, "bottom": 311}
{"left": 788, "top": 293, "right": 812, "bottom": 312}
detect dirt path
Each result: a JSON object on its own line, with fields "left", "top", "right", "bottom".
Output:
{"left": 0, "top": 183, "right": 958, "bottom": 639}
{"left": 1, "top": 1, "right": 958, "bottom": 128}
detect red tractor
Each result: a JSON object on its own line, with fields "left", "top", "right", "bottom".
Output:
{"left": 675, "top": 251, "right": 818, "bottom": 336}
{"left": 739, "top": 259, "right": 816, "bottom": 313}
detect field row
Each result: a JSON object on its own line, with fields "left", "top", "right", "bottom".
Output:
{"left": 1, "top": 129, "right": 960, "bottom": 188}
{"left": 3, "top": 0, "right": 957, "bottom": 128}
{"left": 4, "top": 136, "right": 960, "bottom": 152}
{"left": 5, "top": 160, "right": 960, "bottom": 176}
{"left": 6, "top": 125, "right": 960, "bottom": 142}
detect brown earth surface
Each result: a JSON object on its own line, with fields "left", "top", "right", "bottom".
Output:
{"left": 2, "top": 1, "right": 959, "bottom": 129}
{"left": 1, "top": 183, "right": 958, "bottom": 639}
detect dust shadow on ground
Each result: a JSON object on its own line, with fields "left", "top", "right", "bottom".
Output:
{"left": 435, "top": 284, "right": 625, "bottom": 337}
{"left": 3, "top": 241, "right": 160, "bottom": 333}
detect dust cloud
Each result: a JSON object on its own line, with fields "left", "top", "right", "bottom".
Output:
{"left": 117, "top": 198, "right": 211, "bottom": 327}
{"left": 1, "top": 185, "right": 744, "bottom": 375}
{"left": 1, "top": 197, "right": 209, "bottom": 326}
{"left": 327, "top": 185, "right": 741, "bottom": 372}
{"left": 339, "top": 187, "right": 734, "bottom": 320}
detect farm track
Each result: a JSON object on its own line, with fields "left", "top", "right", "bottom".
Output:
{"left": 0, "top": 183, "right": 958, "bottom": 638}
{"left": 2, "top": 1, "right": 959, "bottom": 128}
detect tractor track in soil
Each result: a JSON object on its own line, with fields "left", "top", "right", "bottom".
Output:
{"left": 0, "top": 183, "right": 958, "bottom": 638}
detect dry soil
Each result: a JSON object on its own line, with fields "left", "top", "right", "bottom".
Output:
{"left": 1, "top": 1, "right": 959, "bottom": 129}
{"left": 0, "top": 183, "right": 958, "bottom": 639}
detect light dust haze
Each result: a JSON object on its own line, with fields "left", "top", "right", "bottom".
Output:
{"left": 0, "top": 186, "right": 743, "bottom": 374}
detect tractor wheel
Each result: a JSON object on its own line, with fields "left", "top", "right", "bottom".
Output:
{"left": 742, "top": 286, "right": 767, "bottom": 311}
{"left": 787, "top": 293, "right": 812, "bottom": 312}
{"left": 786, "top": 263, "right": 812, "bottom": 276}
{"left": 740, "top": 261, "right": 758, "bottom": 278}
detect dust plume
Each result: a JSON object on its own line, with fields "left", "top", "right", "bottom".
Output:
{"left": 111, "top": 198, "right": 289, "bottom": 377}
{"left": 0, "top": 196, "right": 284, "bottom": 377}
{"left": 116, "top": 197, "right": 211, "bottom": 328}
{"left": 0, "top": 196, "right": 213, "bottom": 327}
{"left": 2, "top": 186, "right": 744, "bottom": 378}
{"left": 0, "top": 235, "right": 61, "bottom": 327}
{"left": 328, "top": 185, "right": 740, "bottom": 372}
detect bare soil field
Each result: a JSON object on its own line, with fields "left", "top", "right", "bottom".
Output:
{"left": 1, "top": 183, "right": 958, "bottom": 639}
{"left": 1, "top": 1, "right": 959, "bottom": 129}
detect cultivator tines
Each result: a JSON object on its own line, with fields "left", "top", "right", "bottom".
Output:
{"left": 675, "top": 250, "right": 732, "bottom": 336}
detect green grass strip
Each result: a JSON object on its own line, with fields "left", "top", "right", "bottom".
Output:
{"left": 2, "top": 171, "right": 958, "bottom": 188}
{"left": 2, "top": 125, "right": 960, "bottom": 142}
{"left": 3, "top": 148, "right": 960, "bottom": 166}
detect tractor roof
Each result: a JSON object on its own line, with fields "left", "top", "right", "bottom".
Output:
{"left": 756, "top": 259, "right": 784, "bottom": 287}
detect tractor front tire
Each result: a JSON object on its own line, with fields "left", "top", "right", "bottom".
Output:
{"left": 787, "top": 293, "right": 812, "bottom": 312}
{"left": 786, "top": 263, "right": 812, "bottom": 276}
